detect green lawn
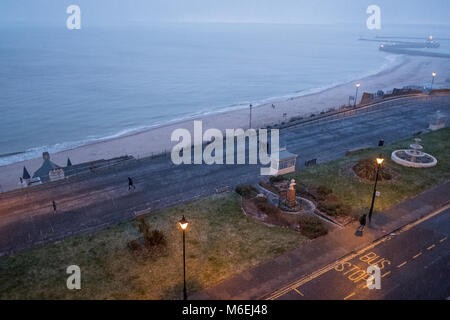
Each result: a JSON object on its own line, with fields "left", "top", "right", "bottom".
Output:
{"left": 287, "top": 127, "right": 450, "bottom": 218}
{"left": 0, "top": 193, "right": 304, "bottom": 300}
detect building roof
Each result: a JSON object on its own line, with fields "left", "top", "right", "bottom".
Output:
{"left": 33, "top": 152, "right": 60, "bottom": 181}
{"left": 279, "top": 150, "right": 297, "bottom": 160}
{"left": 22, "top": 166, "right": 31, "bottom": 179}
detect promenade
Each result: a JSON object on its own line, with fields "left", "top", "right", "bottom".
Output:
{"left": 0, "top": 94, "right": 449, "bottom": 256}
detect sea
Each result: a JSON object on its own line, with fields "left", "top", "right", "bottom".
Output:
{"left": 1, "top": 22, "right": 449, "bottom": 165}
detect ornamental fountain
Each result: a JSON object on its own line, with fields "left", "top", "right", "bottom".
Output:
{"left": 391, "top": 138, "right": 437, "bottom": 168}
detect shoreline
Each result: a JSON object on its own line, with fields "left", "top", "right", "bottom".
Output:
{"left": 1, "top": 54, "right": 450, "bottom": 192}
{"left": 0, "top": 53, "right": 405, "bottom": 164}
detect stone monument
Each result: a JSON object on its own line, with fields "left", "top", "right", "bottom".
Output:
{"left": 286, "top": 179, "right": 297, "bottom": 208}
{"left": 428, "top": 110, "right": 447, "bottom": 131}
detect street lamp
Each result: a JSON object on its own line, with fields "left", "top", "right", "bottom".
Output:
{"left": 354, "top": 83, "right": 361, "bottom": 108}
{"left": 368, "top": 154, "right": 384, "bottom": 223}
{"left": 179, "top": 215, "right": 189, "bottom": 300}
{"left": 431, "top": 72, "right": 437, "bottom": 92}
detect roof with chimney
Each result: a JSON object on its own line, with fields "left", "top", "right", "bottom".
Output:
{"left": 32, "top": 152, "right": 60, "bottom": 182}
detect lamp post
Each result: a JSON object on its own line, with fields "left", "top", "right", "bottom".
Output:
{"left": 354, "top": 83, "right": 360, "bottom": 108}
{"left": 368, "top": 154, "right": 384, "bottom": 223}
{"left": 179, "top": 215, "right": 189, "bottom": 300}
{"left": 430, "top": 72, "right": 437, "bottom": 92}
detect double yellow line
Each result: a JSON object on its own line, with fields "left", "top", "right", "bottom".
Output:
{"left": 264, "top": 203, "right": 450, "bottom": 300}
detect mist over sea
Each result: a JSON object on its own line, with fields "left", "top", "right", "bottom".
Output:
{"left": 1, "top": 22, "right": 449, "bottom": 165}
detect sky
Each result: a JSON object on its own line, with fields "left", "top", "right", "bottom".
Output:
{"left": 0, "top": 0, "right": 448, "bottom": 26}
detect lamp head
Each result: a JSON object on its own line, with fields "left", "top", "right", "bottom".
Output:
{"left": 179, "top": 215, "right": 189, "bottom": 230}
{"left": 356, "top": 83, "right": 361, "bottom": 88}
{"left": 432, "top": 72, "right": 436, "bottom": 77}
{"left": 376, "top": 154, "right": 384, "bottom": 165}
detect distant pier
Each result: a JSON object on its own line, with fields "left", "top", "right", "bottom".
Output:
{"left": 359, "top": 36, "right": 450, "bottom": 59}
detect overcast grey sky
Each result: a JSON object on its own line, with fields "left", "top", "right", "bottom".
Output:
{"left": 0, "top": 0, "right": 448, "bottom": 26}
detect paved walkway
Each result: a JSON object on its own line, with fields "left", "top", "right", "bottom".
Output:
{"left": 192, "top": 181, "right": 450, "bottom": 300}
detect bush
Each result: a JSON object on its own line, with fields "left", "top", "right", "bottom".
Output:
{"left": 269, "top": 175, "right": 285, "bottom": 184}
{"left": 317, "top": 185, "right": 333, "bottom": 197}
{"left": 307, "top": 185, "right": 333, "bottom": 201}
{"left": 235, "top": 185, "right": 258, "bottom": 199}
{"left": 318, "top": 196, "right": 351, "bottom": 217}
{"left": 254, "top": 197, "right": 279, "bottom": 216}
{"left": 353, "top": 159, "right": 392, "bottom": 181}
{"left": 135, "top": 217, "right": 167, "bottom": 252}
{"left": 298, "top": 216, "right": 328, "bottom": 239}
{"left": 145, "top": 229, "right": 166, "bottom": 248}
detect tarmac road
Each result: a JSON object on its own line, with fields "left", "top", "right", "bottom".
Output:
{"left": 275, "top": 207, "right": 450, "bottom": 300}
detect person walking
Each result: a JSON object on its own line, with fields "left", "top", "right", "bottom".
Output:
{"left": 52, "top": 201, "right": 57, "bottom": 213}
{"left": 358, "top": 213, "right": 367, "bottom": 232}
{"left": 128, "top": 177, "right": 135, "bottom": 190}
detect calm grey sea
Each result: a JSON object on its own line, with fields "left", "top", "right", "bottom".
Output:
{"left": 1, "top": 23, "right": 449, "bottom": 165}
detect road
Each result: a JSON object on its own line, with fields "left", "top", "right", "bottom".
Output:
{"left": 0, "top": 94, "right": 449, "bottom": 255}
{"left": 273, "top": 207, "right": 450, "bottom": 300}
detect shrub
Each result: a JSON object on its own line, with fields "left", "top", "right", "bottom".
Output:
{"left": 307, "top": 185, "right": 333, "bottom": 201}
{"left": 254, "top": 197, "right": 279, "bottom": 216}
{"left": 353, "top": 159, "right": 392, "bottom": 181}
{"left": 136, "top": 217, "right": 167, "bottom": 252}
{"left": 298, "top": 216, "right": 328, "bottom": 239}
{"left": 235, "top": 185, "right": 258, "bottom": 199}
{"left": 269, "top": 175, "right": 285, "bottom": 184}
{"left": 318, "top": 196, "right": 351, "bottom": 217}
{"left": 145, "top": 229, "right": 166, "bottom": 248}
{"left": 128, "top": 240, "right": 142, "bottom": 254}
{"left": 317, "top": 185, "right": 333, "bottom": 197}
{"left": 138, "top": 217, "right": 151, "bottom": 239}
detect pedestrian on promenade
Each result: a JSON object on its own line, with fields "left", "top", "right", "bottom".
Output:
{"left": 52, "top": 201, "right": 57, "bottom": 213}
{"left": 128, "top": 177, "right": 135, "bottom": 190}
{"left": 358, "top": 214, "right": 367, "bottom": 232}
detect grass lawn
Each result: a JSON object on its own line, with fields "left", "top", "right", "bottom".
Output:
{"left": 0, "top": 193, "right": 304, "bottom": 299}
{"left": 286, "top": 127, "right": 450, "bottom": 218}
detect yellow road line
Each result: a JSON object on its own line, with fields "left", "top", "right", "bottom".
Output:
{"left": 264, "top": 236, "right": 391, "bottom": 300}
{"left": 401, "top": 203, "right": 450, "bottom": 233}
{"left": 440, "top": 237, "right": 447, "bottom": 243}
{"left": 263, "top": 203, "right": 450, "bottom": 300}
{"left": 427, "top": 244, "right": 436, "bottom": 250}
{"left": 344, "top": 292, "right": 356, "bottom": 300}
{"left": 413, "top": 252, "right": 422, "bottom": 259}
{"left": 382, "top": 271, "right": 391, "bottom": 278}
{"left": 293, "top": 288, "right": 304, "bottom": 297}
{"left": 397, "top": 261, "right": 407, "bottom": 268}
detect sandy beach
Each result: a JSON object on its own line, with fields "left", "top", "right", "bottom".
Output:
{"left": 1, "top": 55, "right": 449, "bottom": 192}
